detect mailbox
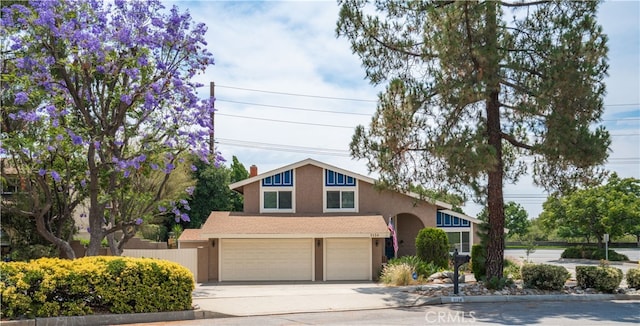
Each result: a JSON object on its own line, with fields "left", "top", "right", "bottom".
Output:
{"left": 451, "top": 249, "right": 470, "bottom": 295}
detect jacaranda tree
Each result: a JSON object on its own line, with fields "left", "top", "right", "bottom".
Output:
{"left": 1, "top": 0, "right": 216, "bottom": 257}
{"left": 337, "top": 0, "right": 610, "bottom": 279}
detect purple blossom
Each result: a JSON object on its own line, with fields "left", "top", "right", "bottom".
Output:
{"left": 67, "top": 129, "right": 83, "bottom": 145}
{"left": 56, "top": 134, "right": 64, "bottom": 141}
{"left": 164, "top": 163, "right": 174, "bottom": 173}
{"left": 150, "top": 163, "right": 159, "bottom": 170}
{"left": 158, "top": 205, "right": 166, "bottom": 212}
{"left": 14, "top": 92, "right": 29, "bottom": 105}
{"left": 50, "top": 170, "right": 61, "bottom": 182}
{"left": 124, "top": 169, "right": 131, "bottom": 178}
{"left": 135, "top": 218, "right": 143, "bottom": 225}
{"left": 38, "top": 168, "right": 46, "bottom": 176}
{"left": 47, "top": 145, "right": 55, "bottom": 152}
{"left": 179, "top": 199, "right": 188, "bottom": 205}
{"left": 185, "top": 186, "right": 194, "bottom": 195}
{"left": 94, "top": 141, "right": 101, "bottom": 150}
{"left": 120, "top": 94, "right": 132, "bottom": 105}
{"left": 80, "top": 179, "right": 87, "bottom": 188}
{"left": 191, "top": 164, "right": 197, "bottom": 172}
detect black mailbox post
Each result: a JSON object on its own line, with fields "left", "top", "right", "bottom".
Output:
{"left": 452, "top": 249, "right": 470, "bottom": 295}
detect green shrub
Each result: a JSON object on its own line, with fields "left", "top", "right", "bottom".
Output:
{"left": 590, "top": 249, "right": 628, "bottom": 261}
{"left": 387, "top": 255, "right": 440, "bottom": 278}
{"left": 576, "top": 265, "right": 623, "bottom": 293}
{"left": 380, "top": 263, "right": 414, "bottom": 286}
{"left": 628, "top": 268, "right": 640, "bottom": 289}
{"left": 561, "top": 246, "right": 628, "bottom": 261}
{"left": 0, "top": 256, "right": 194, "bottom": 319}
{"left": 521, "top": 264, "right": 570, "bottom": 291}
{"left": 415, "top": 228, "right": 450, "bottom": 269}
{"left": 485, "top": 276, "right": 514, "bottom": 290}
{"left": 471, "top": 244, "right": 486, "bottom": 281}
{"left": 140, "top": 224, "right": 168, "bottom": 242}
{"left": 503, "top": 259, "right": 522, "bottom": 280}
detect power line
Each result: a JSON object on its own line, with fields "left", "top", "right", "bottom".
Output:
{"left": 216, "top": 113, "right": 355, "bottom": 129}
{"left": 216, "top": 85, "right": 378, "bottom": 103}
{"left": 216, "top": 99, "right": 372, "bottom": 116}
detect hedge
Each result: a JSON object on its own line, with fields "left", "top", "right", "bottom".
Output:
{"left": 521, "top": 264, "right": 570, "bottom": 291}
{"left": 561, "top": 246, "right": 629, "bottom": 261}
{"left": 0, "top": 256, "right": 194, "bottom": 319}
{"left": 628, "top": 268, "right": 640, "bottom": 289}
{"left": 471, "top": 244, "right": 486, "bottom": 281}
{"left": 576, "top": 265, "right": 623, "bottom": 293}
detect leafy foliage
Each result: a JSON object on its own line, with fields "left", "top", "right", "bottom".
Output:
{"left": 415, "top": 228, "right": 450, "bottom": 269}
{"left": 0, "top": 256, "right": 194, "bottom": 319}
{"left": 521, "top": 264, "right": 570, "bottom": 291}
{"left": 576, "top": 265, "right": 623, "bottom": 293}
{"left": 478, "top": 202, "right": 530, "bottom": 239}
{"left": 1, "top": 0, "right": 216, "bottom": 256}
{"left": 561, "top": 246, "right": 629, "bottom": 261}
{"left": 540, "top": 174, "right": 640, "bottom": 246}
{"left": 387, "top": 255, "right": 440, "bottom": 279}
{"left": 187, "top": 156, "right": 247, "bottom": 228}
{"left": 338, "top": 0, "right": 610, "bottom": 280}
{"left": 627, "top": 268, "right": 640, "bottom": 289}
{"left": 471, "top": 244, "right": 487, "bottom": 281}
{"left": 484, "top": 276, "right": 514, "bottom": 291}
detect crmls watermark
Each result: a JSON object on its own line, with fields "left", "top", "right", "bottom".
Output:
{"left": 425, "top": 311, "right": 477, "bottom": 324}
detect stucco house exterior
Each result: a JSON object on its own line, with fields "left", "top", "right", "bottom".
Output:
{"left": 178, "top": 158, "right": 481, "bottom": 282}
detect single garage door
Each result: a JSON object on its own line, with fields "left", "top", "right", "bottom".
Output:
{"left": 325, "top": 238, "right": 371, "bottom": 281}
{"left": 220, "top": 239, "right": 313, "bottom": 281}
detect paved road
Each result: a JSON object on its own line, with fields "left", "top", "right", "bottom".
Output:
{"left": 136, "top": 300, "right": 640, "bottom": 325}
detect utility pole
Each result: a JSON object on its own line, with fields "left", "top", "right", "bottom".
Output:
{"left": 209, "top": 81, "right": 215, "bottom": 157}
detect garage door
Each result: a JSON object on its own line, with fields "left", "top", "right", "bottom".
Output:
{"left": 220, "top": 239, "right": 313, "bottom": 281}
{"left": 325, "top": 238, "right": 371, "bottom": 281}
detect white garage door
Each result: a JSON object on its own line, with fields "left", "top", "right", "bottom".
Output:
{"left": 325, "top": 238, "right": 371, "bottom": 281}
{"left": 220, "top": 239, "right": 313, "bottom": 281}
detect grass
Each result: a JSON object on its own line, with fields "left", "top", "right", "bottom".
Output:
{"left": 506, "top": 245, "right": 566, "bottom": 250}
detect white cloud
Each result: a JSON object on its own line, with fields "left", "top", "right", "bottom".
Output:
{"left": 169, "top": 0, "right": 639, "bottom": 219}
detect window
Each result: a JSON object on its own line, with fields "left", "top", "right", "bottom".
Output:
{"left": 325, "top": 190, "right": 356, "bottom": 211}
{"left": 263, "top": 191, "right": 292, "bottom": 210}
{"left": 326, "top": 190, "right": 355, "bottom": 209}
{"left": 323, "top": 169, "right": 357, "bottom": 212}
{"left": 446, "top": 231, "right": 470, "bottom": 253}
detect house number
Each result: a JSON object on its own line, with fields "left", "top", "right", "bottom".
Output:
{"left": 370, "top": 233, "right": 381, "bottom": 237}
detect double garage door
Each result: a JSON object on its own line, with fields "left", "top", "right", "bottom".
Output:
{"left": 219, "top": 238, "right": 370, "bottom": 281}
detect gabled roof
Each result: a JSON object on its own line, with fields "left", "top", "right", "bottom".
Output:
{"left": 178, "top": 228, "right": 203, "bottom": 242}
{"left": 229, "top": 158, "right": 453, "bottom": 210}
{"left": 199, "top": 211, "right": 390, "bottom": 239}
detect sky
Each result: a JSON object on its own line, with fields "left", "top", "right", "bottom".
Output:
{"left": 170, "top": 0, "right": 640, "bottom": 219}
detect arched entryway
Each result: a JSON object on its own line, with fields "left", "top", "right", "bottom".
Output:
{"left": 385, "top": 213, "right": 425, "bottom": 260}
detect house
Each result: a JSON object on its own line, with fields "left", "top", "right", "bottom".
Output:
{"left": 178, "top": 158, "right": 481, "bottom": 282}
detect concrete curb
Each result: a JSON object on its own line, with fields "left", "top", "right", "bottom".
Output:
{"left": 423, "top": 293, "right": 640, "bottom": 305}
{"left": 3, "top": 294, "right": 639, "bottom": 325}
{"left": 0, "top": 310, "right": 233, "bottom": 326}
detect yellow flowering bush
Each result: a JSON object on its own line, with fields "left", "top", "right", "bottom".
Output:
{"left": 1, "top": 256, "right": 194, "bottom": 319}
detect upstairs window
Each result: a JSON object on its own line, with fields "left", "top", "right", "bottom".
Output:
{"left": 324, "top": 169, "right": 357, "bottom": 212}
{"left": 326, "top": 190, "right": 355, "bottom": 209}
{"left": 261, "top": 169, "right": 294, "bottom": 212}
{"left": 263, "top": 191, "right": 292, "bottom": 210}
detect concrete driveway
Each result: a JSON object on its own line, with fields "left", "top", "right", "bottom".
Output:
{"left": 192, "top": 282, "right": 427, "bottom": 317}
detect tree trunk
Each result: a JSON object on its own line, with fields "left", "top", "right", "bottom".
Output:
{"left": 484, "top": 1, "right": 505, "bottom": 280}
{"left": 85, "top": 143, "right": 104, "bottom": 256}
{"left": 35, "top": 209, "right": 76, "bottom": 259}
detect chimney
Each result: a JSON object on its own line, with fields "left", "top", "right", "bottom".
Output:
{"left": 249, "top": 165, "right": 258, "bottom": 177}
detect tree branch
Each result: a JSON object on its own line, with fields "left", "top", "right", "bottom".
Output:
{"left": 499, "top": 1, "right": 550, "bottom": 8}
{"left": 501, "top": 132, "right": 533, "bottom": 150}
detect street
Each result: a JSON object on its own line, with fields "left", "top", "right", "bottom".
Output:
{"left": 136, "top": 300, "right": 640, "bottom": 325}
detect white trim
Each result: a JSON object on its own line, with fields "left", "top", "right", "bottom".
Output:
{"left": 322, "top": 237, "right": 327, "bottom": 282}
{"left": 259, "top": 187, "right": 296, "bottom": 214}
